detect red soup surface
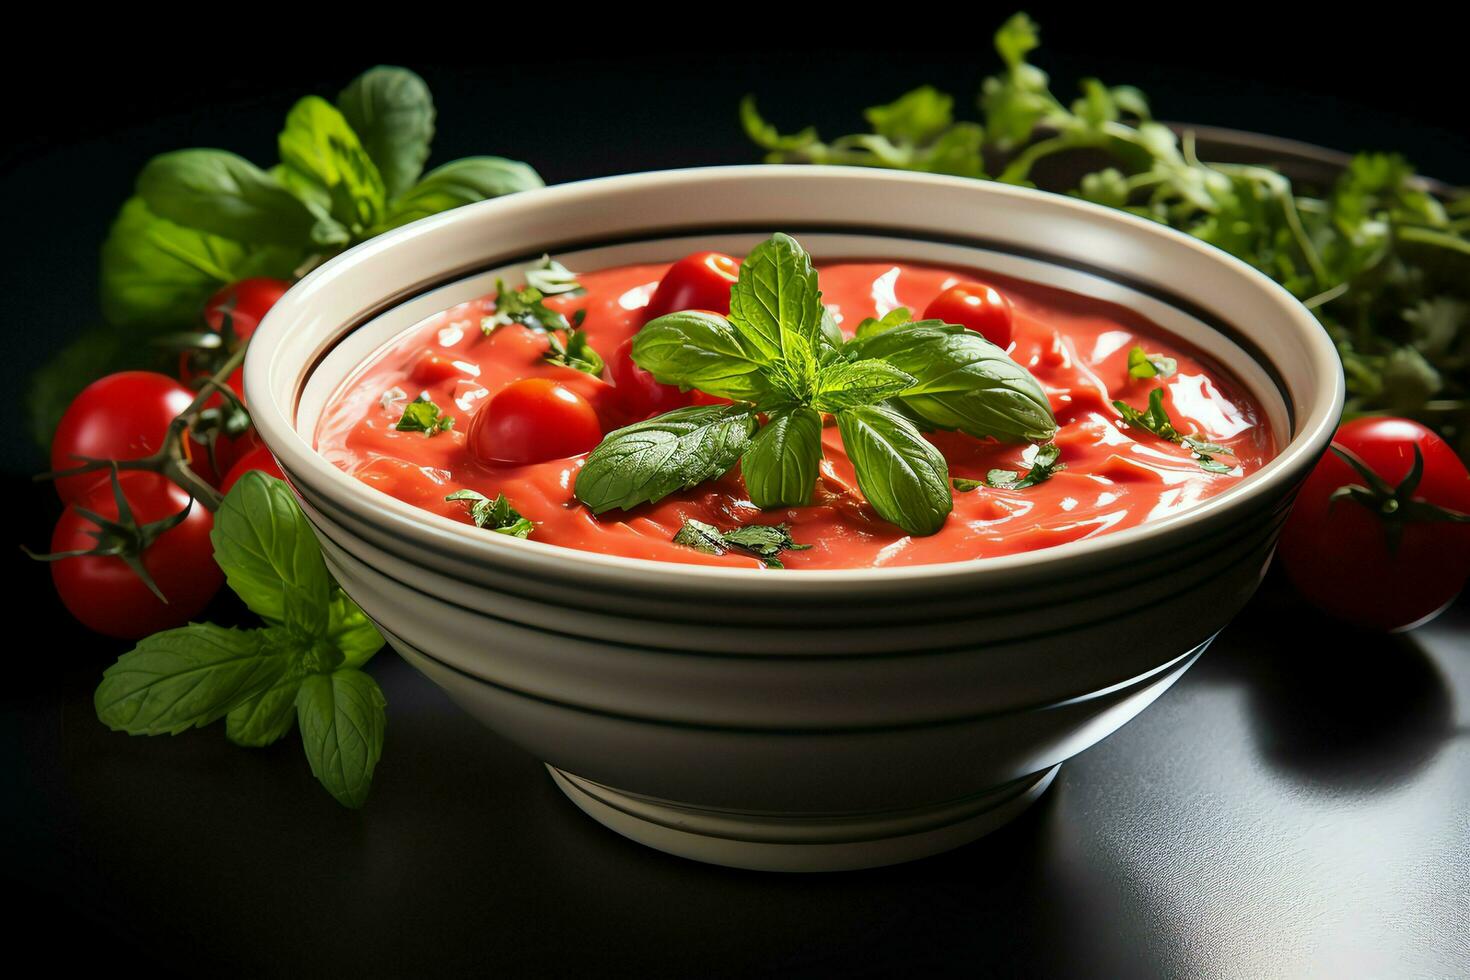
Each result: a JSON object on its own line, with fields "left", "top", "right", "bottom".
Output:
{"left": 315, "top": 259, "right": 1277, "bottom": 570}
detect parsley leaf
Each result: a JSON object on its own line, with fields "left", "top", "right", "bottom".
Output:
{"left": 394, "top": 394, "right": 454, "bottom": 435}
{"left": 672, "top": 518, "right": 812, "bottom": 568}
{"left": 445, "top": 489, "right": 535, "bottom": 537}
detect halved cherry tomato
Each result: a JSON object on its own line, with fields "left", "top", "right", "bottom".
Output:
{"left": 924, "top": 281, "right": 1014, "bottom": 348}
{"left": 643, "top": 251, "right": 739, "bottom": 322}
{"left": 220, "top": 445, "right": 286, "bottom": 494}
{"left": 1279, "top": 417, "right": 1470, "bottom": 631}
{"left": 48, "top": 471, "right": 222, "bottom": 639}
{"left": 469, "top": 379, "right": 603, "bottom": 465}
{"left": 608, "top": 337, "right": 693, "bottom": 419}
{"left": 51, "top": 371, "right": 197, "bottom": 503}
{"left": 179, "top": 277, "right": 292, "bottom": 400}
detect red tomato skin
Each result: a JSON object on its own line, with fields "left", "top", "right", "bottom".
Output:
{"left": 643, "top": 251, "right": 740, "bottom": 322}
{"left": 220, "top": 446, "right": 286, "bottom": 494}
{"left": 51, "top": 372, "right": 196, "bottom": 504}
{"left": 608, "top": 337, "right": 693, "bottom": 419}
{"left": 409, "top": 351, "right": 466, "bottom": 386}
{"left": 180, "top": 277, "right": 292, "bottom": 399}
{"left": 1279, "top": 418, "right": 1470, "bottom": 631}
{"left": 50, "top": 472, "right": 223, "bottom": 639}
{"left": 469, "top": 379, "right": 603, "bottom": 465}
{"left": 923, "top": 282, "right": 1014, "bottom": 348}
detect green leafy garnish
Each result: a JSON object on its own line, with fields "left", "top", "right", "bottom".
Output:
{"left": 959, "top": 441, "right": 1065, "bottom": 490}
{"left": 484, "top": 279, "right": 573, "bottom": 334}
{"left": 1126, "top": 346, "right": 1177, "bottom": 380}
{"left": 94, "top": 473, "right": 386, "bottom": 808}
{"left": 1113, "top": 389, "right": 1234, "bottom": 473}
{"left": 445, "top": 489, "right": 535, "bottom": 537}
{"left": 486, "top": 270, "right": 603, "bottom": 378}
{"left": 543, "top": 326, "right": 604, "bottom": 376}
{"left": 672, "top": 518, "right": 812, "bottom": 568}
{"left": 525, "top": 255, "right": 585, "bottom": 296}
{"left": 741, "top": 13, "right": 1470, "bottom": 461}
{"left": 394, "top": 394, "right": 454, "bottom": 435}
{"left": 574, "top": 233, "right": 1056, "bottom": 536}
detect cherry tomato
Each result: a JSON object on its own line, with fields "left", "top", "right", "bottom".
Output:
{"left": 643, "top": 251, "right": 739, "bottom": 322}
{"left": 179, "top": 277, "right": 292, "bottom": 399}
{"left": 608, "top": 337, "right": 692, "bottom": 419}
{"left": 49, "top": 472, "right": 222, "bottom": 639}
{"left": 409, "top": 351, "right": 467, "bottom": 386}
{"left": 220, "top": 445, "right": 286, "bottom": 494}
{"left": 1279, "top": 417, "right": 1470, "bottom": 631}
{"left": 924, "top": 282, "right": 1014, "bottom": 348}
{"left": 469, "top": 379, "right": 603, "bottom": 465}
{"left": 51, "top": 372, "right": 197, "bottom": 503}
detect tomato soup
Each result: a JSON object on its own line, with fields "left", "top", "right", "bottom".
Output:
{"left": 315, "top": 258, "right": 1275, "bottom": 569}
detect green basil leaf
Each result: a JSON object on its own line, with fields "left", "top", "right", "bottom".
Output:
{"left": 137, "top": 149, "right": 321, "bottom": 247}
{"left": 741, "top": 406, "right": 822, "bottom": 508}
{"left": 846, "top": 321, "right": 1057, "bottom": 442}
{"left": 728, "top": 232, "right": 824, "bottom": 376}
{"left": 95, "top": 624, "right": 297, "bottom": 736}
{"left": 381, "top": 157, "right": 544, "bottom": 231}
{"left": 811, "top": 358, "right": 915, "bottom": 412}
{"left": 210, "top": 471, "right": 333, "bottom": 635}
{"left": 225, "top": 673, "right": 303, "bottom": 747}
{"left": 672, "top": 518, "right": 810, "bottom": 568}
{"left": 575, "top": 405, "right": 758, "bottom": 513}
{"left": 853, "top": 306, "right": 912, "bottom": 340}
{"left": 278, "top": 95, "right": 386, "bottom": 238}
{"left": 328, "top": 591, "right": 385, "bottom": 669}
{"left": 444, "top": 489, "right": 535, "bottom": 538}
{"left": 632, "top": 311, "right": 773, "bottom": 401}
{"left": 836, "top": 405, "right": 953, "bottom": 536}
{"left": 296, "top": 669, "right": 387, "bottom": 810}
{"left": 394, "top": 394, "right": 454, "bottom": 435}
{"left": 337, "top": 66, "right": 435, "bottom": 201}
{"left": 100, "top": 197, "right": 299, "bottom": 331}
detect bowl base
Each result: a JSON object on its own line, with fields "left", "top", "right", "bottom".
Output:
{"left": 547, "top": 764, "right": 1059, "bottom": 872}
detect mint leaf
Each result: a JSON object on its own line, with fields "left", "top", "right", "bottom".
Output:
{"left": 445, "top": 489, "right": 535, "bottom": 537}
{"left": 382, "top": 157, "right": 544, "bottom": 231}
{"left": 728, "top": 232, "right": 824, "bottom": 379}
{"left": 1126, "top": 345, "right": 1177, "bottom": 380}
{"left": 672, "top": 518, "right": 811, "bottom": 568}
{"left": 95, "top": 624, "right": 297, "bottom": 736}
{"left": 394, "top": 395, "right": 454, "bottom": 435}
{"left": 811, "top": 358, "right": 915, "bottom": 412}
{"left": 835, "top": 405, "right": 953, "bottom": 536}
{"left": 296, "top": 669, "right": 387, "bottom": 810}
{"left": 846, "top": 321, "right": 1057, "bottom": 442}
{"left": 336, "top": 66, "right": 435, "bottom": 201}
{"left": 211, "top": 471, "right": 334, "bottom": 635}
{"left": 278, "top": 95, "right": 386, "bottom": 239}
{"left": 741, "top": 406, "right": 822, "bottom": 508}
{"left": 136, "top": 149, "right": 322, "bottom": 248}
{"left": 226, "top": 674, "right": 303, "bottom": 748}
{"left": 632, "top": 311, "right": 772, "bottom": 402}
{"left": 575, "top": 405, "right": 758, "bottom": 513}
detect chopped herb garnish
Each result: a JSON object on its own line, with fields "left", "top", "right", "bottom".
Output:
{"left": 483, "top": 279, "right": 573, "bottom": 334}
{"left": 672, "top": 518, "right": 811, "bottom": 568}
{"left": 987, "top": 442, "right": 1065, "bottom": 489}
{"left": 394, "top": 394, "right": 454, "bottom": 435}
{"left": 543, "top": 324, "right": 605, "bottom": 377}
{"left": 952, "top": 477, "right": 985, "bottom": 492}
{"left": 1113, "top": 389, "right": 1233, "bottom": 472}
{"left": 1126, "top": 346, "right": 1177, "bottom": 380}
{"left": 524, "top": 255, "right": 585, "bottom": 296}
{"left": 445, "top": 489, "right": 535, "bottom": 537}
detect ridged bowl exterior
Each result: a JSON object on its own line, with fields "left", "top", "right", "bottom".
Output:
{"left": 245, "top": 167, "right": 1343, "bottom": 819}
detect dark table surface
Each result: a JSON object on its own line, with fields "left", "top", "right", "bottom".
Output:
{"left": 5, "top": 28, "right": 1469, "bottom": 977}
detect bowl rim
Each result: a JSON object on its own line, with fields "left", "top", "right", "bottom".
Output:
{"left": 246, "top": 165, "right": 1344, "bottom": 591}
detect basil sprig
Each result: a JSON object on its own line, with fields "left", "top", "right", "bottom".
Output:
{"left": 94, "top": 473, "right": 388, "bottom": 809}
{"left": 574, "top": 233, "right": 1057, "bottom": 536}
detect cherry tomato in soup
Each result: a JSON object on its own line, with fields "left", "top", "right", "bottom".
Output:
{"left": 608, "top": 337, "right": 692, "bottom": 419}
{"left": 220, "top": 445, "right": 286, "bottom": 494}
{"left": 1279, "top": 417, "right": 1470, "bottom": 631}
{"left": 50, "top": 371, "right": 196, "bottom": 503}
{"left": 469, "top": 379, "right": 603, "bottom": 465}
{"left": 643, "top": 251, "right": 739, "bottom": 321}
{"left": 48, "top": 471, "right": 222, "bottom": 639}
{"left": 180, "top": 277, "right": 292, "bottom": 400}
{"left": 924, "top": 281, "right": 1014, "bottom": 348}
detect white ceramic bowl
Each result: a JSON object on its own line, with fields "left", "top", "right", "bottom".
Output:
{"left": 246, "top": 166, "right": 1343, "bottom": 872}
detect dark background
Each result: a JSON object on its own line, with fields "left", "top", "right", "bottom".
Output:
{"left": 5, "top": 11, "right": 1468, "bottom": 976}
